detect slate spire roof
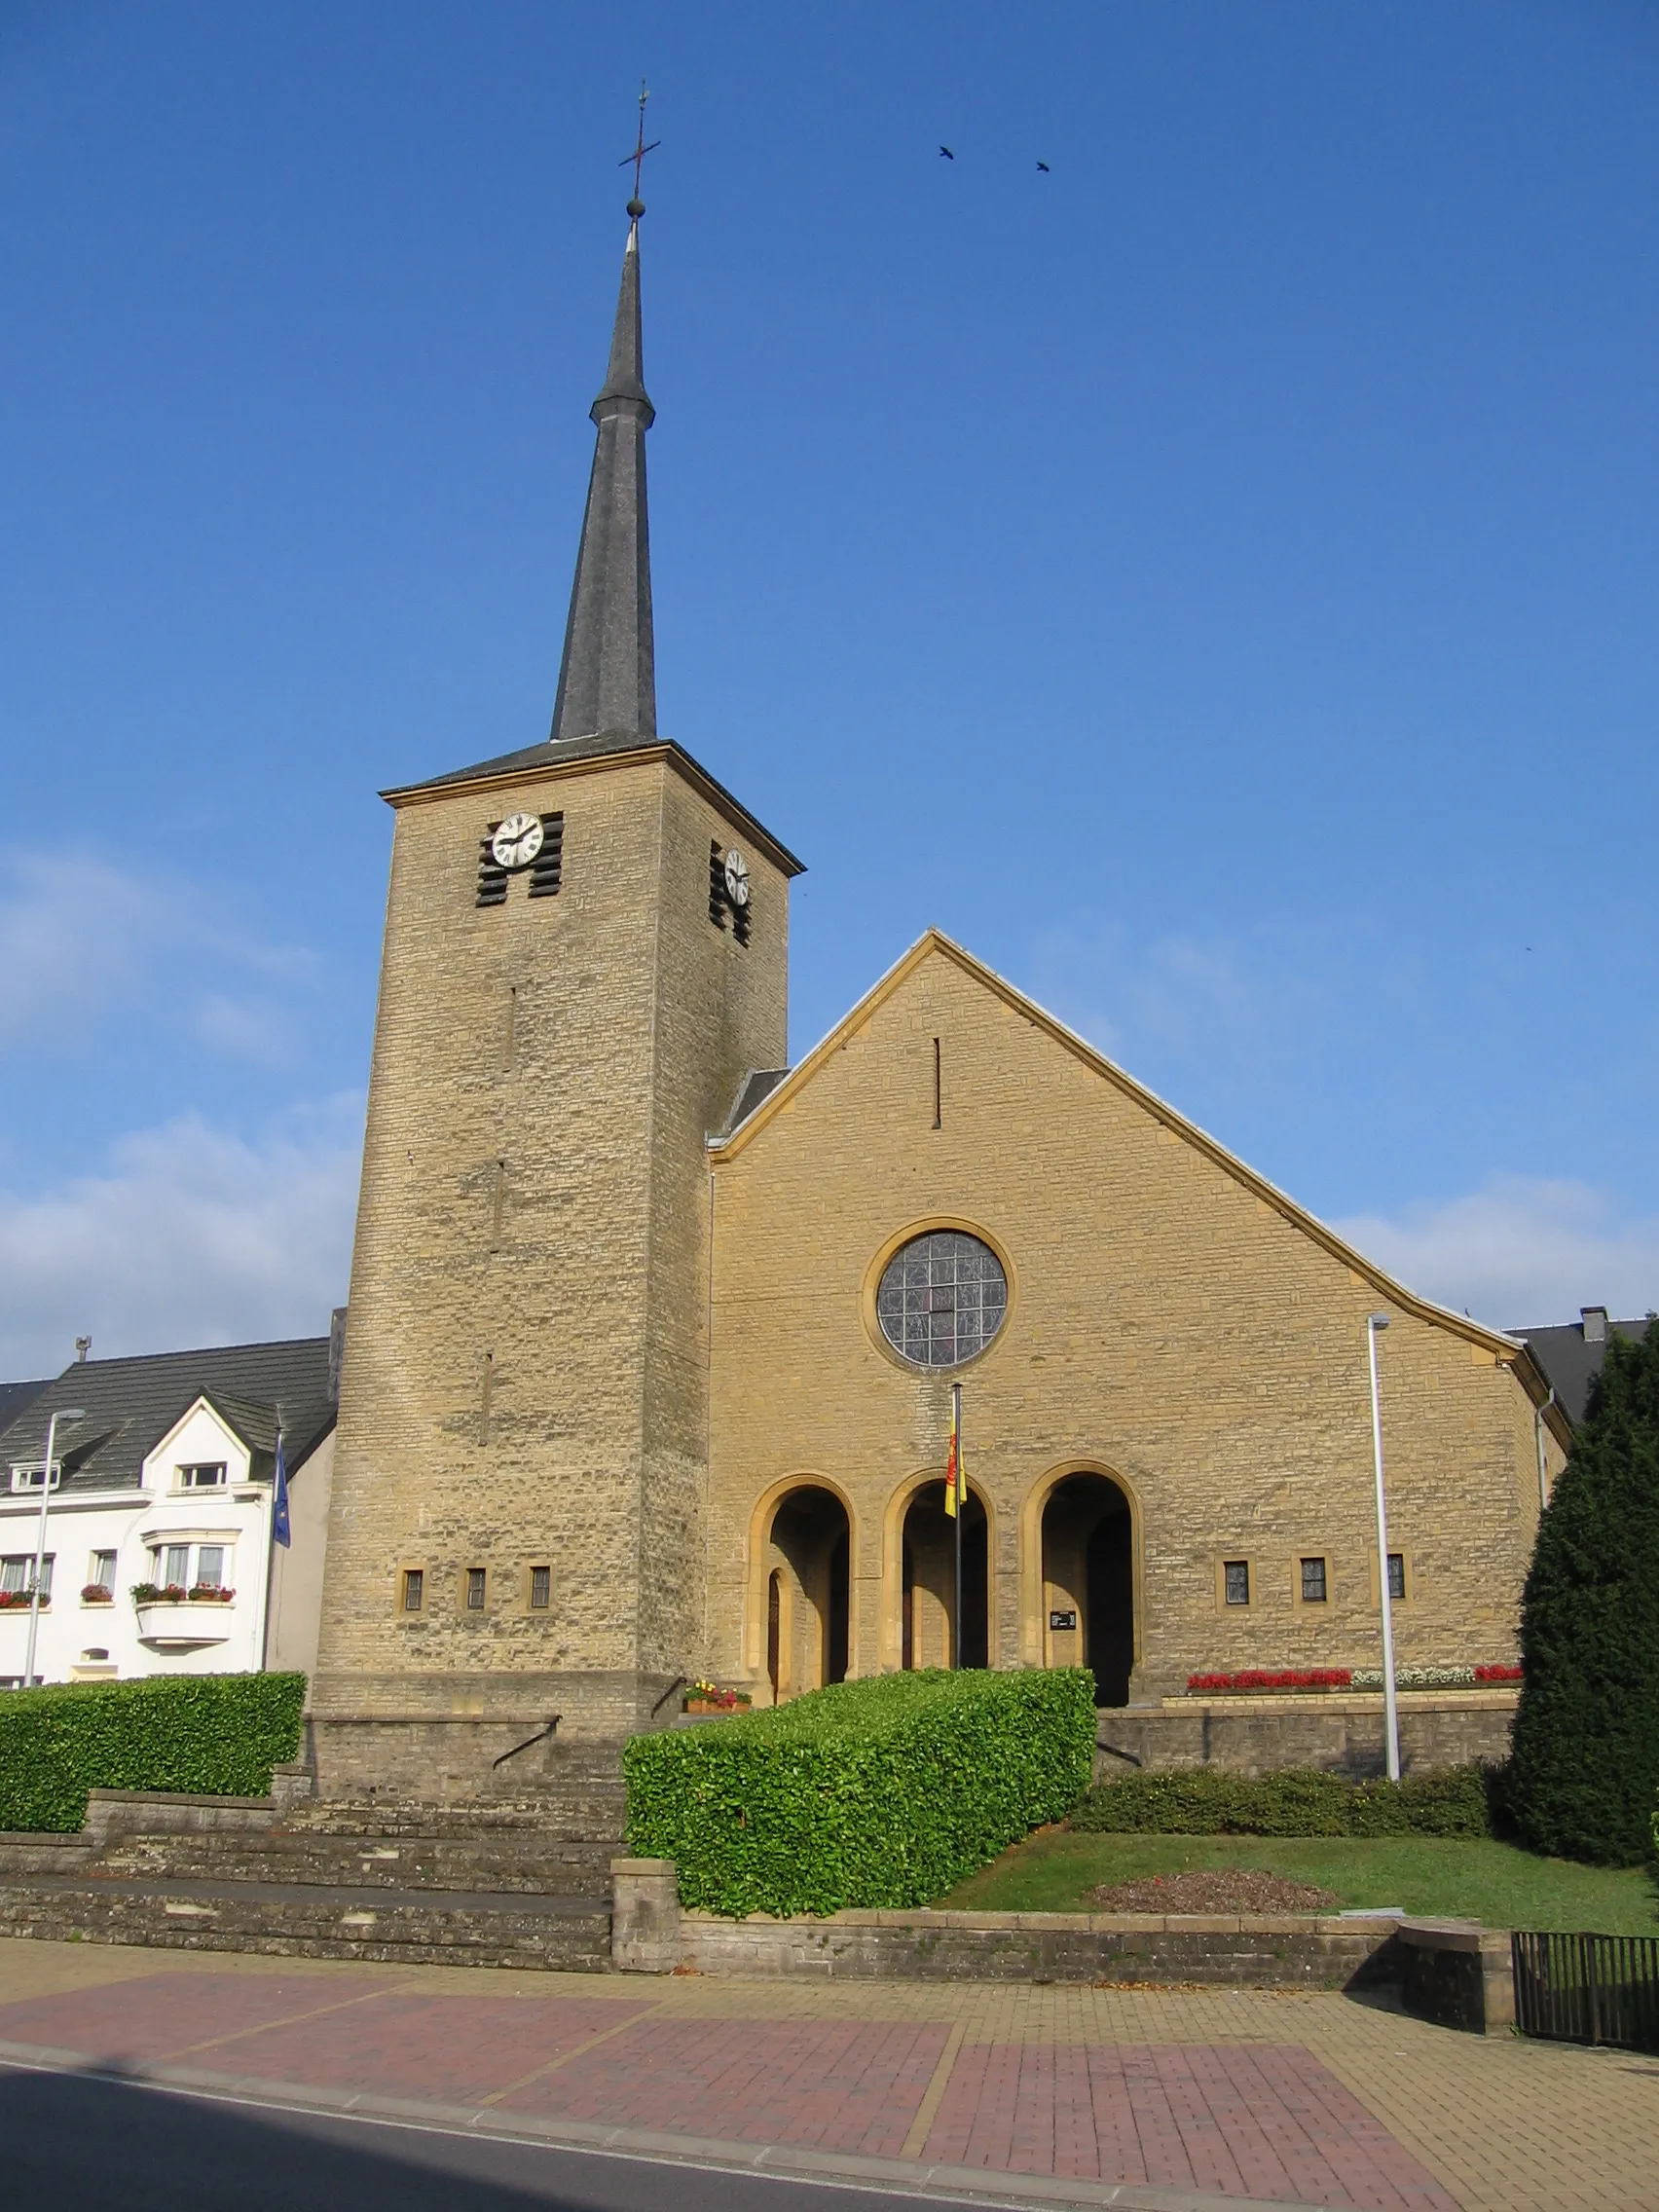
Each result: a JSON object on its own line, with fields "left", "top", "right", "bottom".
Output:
{"left": 548, "top": 216, "right": 656, "bottom": 747}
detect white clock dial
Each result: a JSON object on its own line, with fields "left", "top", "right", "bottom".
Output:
{"left": 723, "top": 849, "right": 750, "bottom": 907}
{"left": 491, "top": 813, "right": 545, "bottom": 870}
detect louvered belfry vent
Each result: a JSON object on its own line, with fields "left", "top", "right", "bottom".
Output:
{"left": 708, "top": 838, "right": 753, "bottom": 947}
{"left": 529, "top": 813, "right": 564, "bottom": 898}
{"left": 477, "top": 830, "right": 509, "bottom": 907}
{"left": 476, "top": 813, "right": 565, "bottom": 908}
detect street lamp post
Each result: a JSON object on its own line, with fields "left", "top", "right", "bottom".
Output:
{"left": 21, "top": 1407, "right": 83, "bottom": 1691}
{"left": 1366, "top": 1316, "right": 1401, "bottom": 1784}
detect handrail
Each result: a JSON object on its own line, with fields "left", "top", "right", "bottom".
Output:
{"left": 492, "top": 1714, "right": 561, "bottom": 1770}
{"left": 649, "top": 1675, "right": 688, "bottom": 1717}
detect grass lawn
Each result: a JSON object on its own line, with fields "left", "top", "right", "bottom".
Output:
{"left": 943, "top": 1829, "right": 1659, "bottom": 1935}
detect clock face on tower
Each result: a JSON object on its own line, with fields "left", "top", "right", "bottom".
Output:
{"left": 491, "top": 813, "right": 545, "bottom": 870}
{"left": 723, "top": 849, "right": 750, "bottom": 908}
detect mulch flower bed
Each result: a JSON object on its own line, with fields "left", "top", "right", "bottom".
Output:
{"left": 1088, "top": 1869, "right": 1341, "bottom": 1914}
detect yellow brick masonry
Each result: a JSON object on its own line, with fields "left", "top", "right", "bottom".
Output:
{"left": 312, "top": 749, "right": 789, "bottom": 1737}
{"left": 705, "top": 935, "right": 1565, "bottom": 1697}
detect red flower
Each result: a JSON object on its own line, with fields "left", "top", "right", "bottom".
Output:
{"left": 1474, "top": 1663, "right": 1522, "bottom": 1683}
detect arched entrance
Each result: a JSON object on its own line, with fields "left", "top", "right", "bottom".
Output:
{"left": 1041, "top": 1472, "right": 1134, "bottom": 1706}
{"left": 764, "top": 1485, "right": 850, "bottom": 1701}
{"left": 902, "top": 1483, "right": 988, "bottom": 1671}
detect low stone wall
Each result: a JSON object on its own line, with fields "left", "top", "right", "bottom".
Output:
{"left": 611, "top": 1862, "right": 1400, "bottom": 1987}
{"left": 82, "top": 1789, "right": 279, "bottom": 1842}
{"left": 1094, "top": 1693, "right": 1518, "bottom": 1780}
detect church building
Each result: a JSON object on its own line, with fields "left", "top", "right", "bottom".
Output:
{"left": 310, "top": 206, "right": 1567, "bottom": 1796}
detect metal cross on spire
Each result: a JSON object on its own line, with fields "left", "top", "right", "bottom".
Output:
{"left": 619, "top": 80, "right": 659, "bottom": 218}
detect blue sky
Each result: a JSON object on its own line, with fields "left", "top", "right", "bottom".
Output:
{"left": 2, "top": 1, "right": 1656, "bottom": 1371}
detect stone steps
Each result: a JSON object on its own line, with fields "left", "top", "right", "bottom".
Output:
{"left": 98, "top": 1832, "right": 620, "bottom": 1893}
{"left": 0, "top": 1758, "right": 630, "bottom": 1972}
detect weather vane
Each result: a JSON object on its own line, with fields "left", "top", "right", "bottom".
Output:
{"left": 620, "top": 80, "right": 659, "bottom": 218}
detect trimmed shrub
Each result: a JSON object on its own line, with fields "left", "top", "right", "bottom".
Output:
{"left": 1508, "top": 1322, "right": 1659, "bottom": 1866}
{"left": 0, "top": 1673, "right": 306, "bottom": 1832}
{"left": 1073, "top": 1763, "right": 1493, "bottom": 1840}
{"left": 624, "top": 1667, "right": 1096, "bottom": 1917}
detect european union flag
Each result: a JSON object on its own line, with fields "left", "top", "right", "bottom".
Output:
{"left": 273, "top": 1427, "right": 291, "bottom": 1549}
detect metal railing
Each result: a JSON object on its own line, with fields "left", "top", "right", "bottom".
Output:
{"left": 1512, "top": 1931, "right": 1659, "bottom": 2054}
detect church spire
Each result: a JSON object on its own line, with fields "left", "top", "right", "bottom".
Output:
{"left": 548, "top": 213, "right": 657, "bottom": 745}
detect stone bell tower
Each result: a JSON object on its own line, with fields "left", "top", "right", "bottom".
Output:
{"left": 311, "top": 200, "right": 802, "bottom": 1789}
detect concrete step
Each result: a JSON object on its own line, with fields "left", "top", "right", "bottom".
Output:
{"left": 0, "top": 1875, "right": 612, "bottom": 1972}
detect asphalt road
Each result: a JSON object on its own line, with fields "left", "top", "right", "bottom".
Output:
{"left": 0, "top": 2062, "right": 1015, "bottom": 2212}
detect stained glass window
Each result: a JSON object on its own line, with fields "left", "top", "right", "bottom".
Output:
{"left": 876, "top": 1230, "right": 1008, "bottom": 1369}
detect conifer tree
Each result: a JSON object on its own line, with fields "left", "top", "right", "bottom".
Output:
{"left": 1508, "top": 1320, "right": 1659, "bottom": 1865}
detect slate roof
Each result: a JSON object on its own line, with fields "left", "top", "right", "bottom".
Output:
{"left": 381, "top": 729, "right": 805, "bottom": 878}
{"left": 0, "top": 1337, "right": 336, "bottom": 1498}
{"left": 0, "top": 1379, "right": 52, "bottom": 1437}
{"left": 1507, "top": 1314, "right": 1653, "bottom": 1425}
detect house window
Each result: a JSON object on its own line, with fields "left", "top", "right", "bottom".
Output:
{"left": 1, "top": 1555, "right": 51, "bottom": 1601}
{"left": 530, "top": 1566, "right": 551, "bottom": 1610}
{"left": 401, "top": 1569, "right": 424, "bottom": 1612}
{"left": 1300, "top": 1557, "right": 1328, "bottom": 1604}
{"left": 89, "top": 1552, "right": 116, "bottom": 1594}
{"left": 1386, "top": 1553, "right": 1406, "bottom": 1602}
{"left": 1224, "top": 1560, "right": 1250, "bottom": 1606}
{"left": 162, "top": 1545, "right": 190, "bottom": 1590}
{"left": 177, "top": 1463, "right": 227, "bottom": 1491}
{"left": 465, "top": 1567, "right": 486, "bottom": 1611}
{"left": 11, "top": 1463, "right": 60, "bottom": 1493}
{"left": 195, "top": 1546, "right": 226, "bottom": 1590}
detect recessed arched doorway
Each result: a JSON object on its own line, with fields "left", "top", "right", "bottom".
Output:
{"left": 764, "top": 1485, "right": 850, "bottom": 1700}
{"left": 902, "top": 1482, "right": 988, "bottom": 1671}
{"left": 1041, "top": 1472, "right": 1134, "bottom": 1706}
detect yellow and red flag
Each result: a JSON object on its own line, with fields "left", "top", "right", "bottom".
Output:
{"left": 944, "top": 1389, "right": 962, "bottom": 1518}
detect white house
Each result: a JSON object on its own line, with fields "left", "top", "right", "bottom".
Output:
{"left": 0, "top": 1323, "right": 340, "bottom": 1689}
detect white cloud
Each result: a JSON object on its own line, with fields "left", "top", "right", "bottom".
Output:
{"left": 0, "top": 852, "right": 162, "bottom": 1042}
{"left": 1333, "top": 1176, "right": 1659, "bottom": 1332}
{"left": 0, "top": 848, "right": 318, "bottom": 1066}
{"left": 0, "top": 1102, "right": 362, "bottom": 1376}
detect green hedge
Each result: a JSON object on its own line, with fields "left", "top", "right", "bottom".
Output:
{"left": 0, "top": 1673, "right": 306, "bottom": 1832}
{"left": 1073, "top": 1763, "right": 1495, "bottom": 1839}
{"left": 625, "top": 1668, "right": 1096, "bottom": 1917}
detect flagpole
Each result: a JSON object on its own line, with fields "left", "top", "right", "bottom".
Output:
{"left": 952, "top": 1382, "right": 963, "bottom": 1671}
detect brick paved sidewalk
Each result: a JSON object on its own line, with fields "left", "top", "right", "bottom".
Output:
{"left": 0, "top": 1941, "right": 1654, "bottom": 2212}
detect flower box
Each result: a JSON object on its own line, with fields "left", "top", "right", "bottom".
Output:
{"left": 1186, "top": 1670, "right": 1351, "bottom": 1694}
{"left": 80, "top": 1586, "right": 114, "bottom": 1604}
{"left": 0, "top": 1589, "right": 40, "bottom": 1611}
{"left": 134, "top": 1601, "right": 235, "bottom": 1646}
{"left": 186, "top": 1585, "right": 235, "bottom": 1604}
{"left": 682, "top": 1680, "right": 752, "bottom": 1714}
{"left": 1188, "top": 1663, "right": 1523, "bottom": 1695}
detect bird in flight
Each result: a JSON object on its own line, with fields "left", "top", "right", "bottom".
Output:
{"left": 939, "top": 144, "right": 954, "bottom": 160}
{"left": 1037, "top": 161, "right": 1050, "bottom": 172}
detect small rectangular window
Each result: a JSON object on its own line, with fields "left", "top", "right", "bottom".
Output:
{"left": 1, "top": 1555, "right": 49, "bottom": 1599}
{"left": 1224, "top": 1560, "right": 1250, "bottom": 1606}
{"left": 163, "top": 1545, "right": 190, "bottom": 1590}
{"left": 402, "top": 1568, "right": 424, "bottom": 1612}
{"left": 90, "top": 1551, "right": 116, "bottom": 1593}
{"left": 1386, "top": 1552, "right": 1406, "bottom": 1602}
{"left": 196, "top": 1546, "right": 226, "bottom": 1590}
{"left": 466, "top": 1567, "right": 486, "bottom": 1611}
{"left": 530, "top": 1565, "right": 551, "bottom": 1610}
{"left": 178, "top": 1463, "right": 226, "bottom": 1491}
{"left": 1300, "top": 1557, "right": 1327, "bottom": 1604}
{"left": 12, "top": 1463, "right": 59, "bottom": 1493}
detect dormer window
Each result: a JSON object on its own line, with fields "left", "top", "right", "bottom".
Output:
{"left": 176, "top": 1462, "right": 227, "bottom": 1491}
{"left": 10, "top": 1462, "right": 60, "bottom": 1493}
